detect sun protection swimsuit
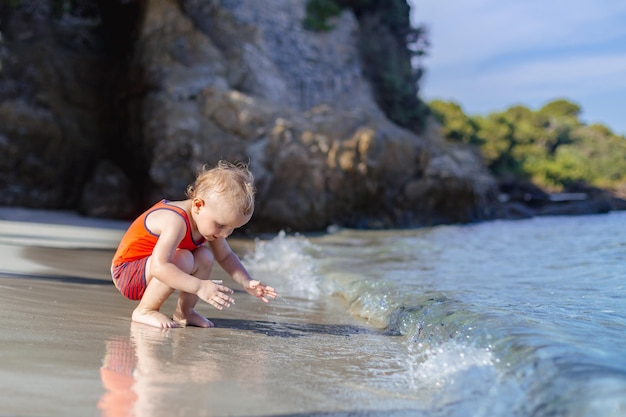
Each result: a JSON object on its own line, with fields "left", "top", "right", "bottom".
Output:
{"left": 110, "top": 200, "right": 206, "bottom": 300}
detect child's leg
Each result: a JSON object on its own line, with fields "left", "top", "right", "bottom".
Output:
{"left": 132, "top": 249, "right": 195, "bottom": 329}
{"left": 132, "top": 278, "right": 177, "bottom": 328}
{"left": 173, "top": 246, "right": 215, "bottom": 328}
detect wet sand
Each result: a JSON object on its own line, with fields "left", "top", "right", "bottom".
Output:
{"left": 0, "top": 208, "right": 425, "bottom": 417}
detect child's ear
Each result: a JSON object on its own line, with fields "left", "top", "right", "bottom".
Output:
{"left": 193, "top": 197, "right": 205, "bottom": 211}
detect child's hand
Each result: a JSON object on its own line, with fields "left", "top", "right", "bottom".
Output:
{"left": 197, "top": 280, "right": 235, "bottom": 310}
{"left": 244, "top": 280, "right": 278, "bottom": 303}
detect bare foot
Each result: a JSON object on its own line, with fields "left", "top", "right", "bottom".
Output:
{"left": 132, "top": 307, "right": 179, "bottom": 329}
{"left": 173, "top": 309, "right": 214, "bottom": 328}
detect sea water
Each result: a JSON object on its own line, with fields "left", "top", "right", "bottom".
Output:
{"left": 244, "top": 211, "right": 626, "bottom": 417}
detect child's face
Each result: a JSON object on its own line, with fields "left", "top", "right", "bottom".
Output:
{"left": 192, "top": 192, "right": 251, "bottom": 241}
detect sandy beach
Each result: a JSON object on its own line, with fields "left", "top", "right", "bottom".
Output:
{"left": 0, "top": 208, "right": 424, "bottom": 417}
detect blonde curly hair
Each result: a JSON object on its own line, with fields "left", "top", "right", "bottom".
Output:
{"left": 186, "top": 160, "right": 255, "bottom": 216}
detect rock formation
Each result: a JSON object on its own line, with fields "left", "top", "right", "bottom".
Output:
{"left": 0, "top": 0, "right": 500, "bottom": 231}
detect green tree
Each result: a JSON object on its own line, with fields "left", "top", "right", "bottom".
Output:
{"left": 302, "top": 0, "right": 343, "bottom": 31}
{"left": 474, "top": 113, "right": 523, "bottom": 178}
{"left": 429, "top": 100, "right": 480, "bottom": 145}
{"left": 430, "top": 98, "right": 626, "bottom": 192}
{"left": 539, "top": 99, "right": 581, "bottom": 119}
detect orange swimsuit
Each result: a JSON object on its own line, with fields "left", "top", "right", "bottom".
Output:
{"left": 111, "top": 200, "right": 206, "bottom": 300}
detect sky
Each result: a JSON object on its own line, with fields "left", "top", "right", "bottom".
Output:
{"left": 409, "top": 0, "right": 626, "bottom": 136}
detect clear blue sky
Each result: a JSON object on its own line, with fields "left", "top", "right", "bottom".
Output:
{"left": 409, "top": 0, "right": 626, "bottom": 136}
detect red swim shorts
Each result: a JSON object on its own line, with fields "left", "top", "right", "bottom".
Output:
{"left": 111, "top": 258, "right": 149, "bottom": 300}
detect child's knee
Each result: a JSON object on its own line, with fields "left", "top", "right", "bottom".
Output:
{"left": 194, "top": 246, "right": 214, "bottom": 269}
{"left": 173, "top": 249, "right": 195, "bottom": 274}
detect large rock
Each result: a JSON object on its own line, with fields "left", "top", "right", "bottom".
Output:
{"left": 0, "top": 4, "right": 108, "bottom": 208}
{"left": 0, "top": 0, "right": 500, "bottom": 231}
{"left": 128, "top": 0, "right": 498, "bottom": 231}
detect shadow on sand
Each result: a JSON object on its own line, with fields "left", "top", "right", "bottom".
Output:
{"left": 208, "top": 317, "right": 378, "bottom": 338}
{"left": 0, "top": 271, "right": 112, "bottom": 285}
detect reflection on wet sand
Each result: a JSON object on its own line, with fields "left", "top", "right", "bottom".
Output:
{"left": 98, "top": 322, "right": 270, "bottom": 417}
{"left": 99, "top": 336, "right": 137, "bottom": 417}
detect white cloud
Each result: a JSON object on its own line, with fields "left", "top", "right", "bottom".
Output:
{"left": 412, "top": 0, "right": 626, "bottom": 70}
{"left": 409, "top": 0, "right": 626, "bottom": 133}
{"left": 461, "top": 53, "right": 626, "bottom": 98}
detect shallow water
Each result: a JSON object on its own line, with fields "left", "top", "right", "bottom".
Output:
{"left": 1, "top": 211, "right": 625, "bottom": 417}
{"left": 246, "top": 211, "right": 626, "bottom": 417}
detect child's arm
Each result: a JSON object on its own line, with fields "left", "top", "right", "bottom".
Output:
{"left": 209, "top": 237, "right": 278, "bottom": 303}
{"left": 148, "top": 212, "right": 234, "bottom": 309}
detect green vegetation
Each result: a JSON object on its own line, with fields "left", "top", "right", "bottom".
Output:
{"left": 303, "top": 0, "right": 430, "bottom": 132}
{"left": 303, "top": 0, "right": 343, "bottom": 31}
{"left": 430, "top": 99, "right": 626, "bottom": 192}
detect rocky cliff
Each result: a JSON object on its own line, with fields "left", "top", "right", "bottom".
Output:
{"left": 0, "top": 0, "right": 499, "bottom": 232}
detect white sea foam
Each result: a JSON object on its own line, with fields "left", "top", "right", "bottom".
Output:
{"left": 243, "top": 231, "right": 321, "bottom": 299}
{"left": 399, "top": 341, "right": 531, "bottom": 417}
{"left": 407, "top": 341, "right": 495, "bottom": 388}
